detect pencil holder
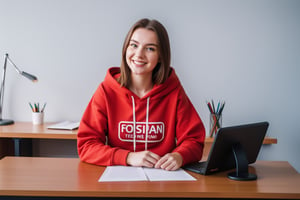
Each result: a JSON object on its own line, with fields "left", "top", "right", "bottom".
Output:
{"left": 209, "top": 113, "right": 222, "bottom": 137}
{"left": 32, "top": 112, "right": 44, "bottom": 125}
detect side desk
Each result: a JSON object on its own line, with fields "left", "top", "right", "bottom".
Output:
{"left": 0, "top": 156, "right": 299, "bottom": 199}
{"left": 0, "top": 122, "right": 77, "bottom": 157}
{"left": 0, "top": 122, "right": 277, "bottom": 158}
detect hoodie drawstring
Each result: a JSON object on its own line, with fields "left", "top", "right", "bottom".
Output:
{"left": 131, "top": 96, "right": 150, "bottom": 152}
{"left": 145, "top": 97, "right": 150, "bottom": 150}
{"left": 131, "top": 96, "right": 136, "bottom": 152}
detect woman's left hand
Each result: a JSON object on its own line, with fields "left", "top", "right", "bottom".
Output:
{"left": 154, "top": 152, "right": 183, "bottom": 171}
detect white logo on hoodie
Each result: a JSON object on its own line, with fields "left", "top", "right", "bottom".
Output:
{"left": 118, "top": 121, "right": 165, "bottom": 142}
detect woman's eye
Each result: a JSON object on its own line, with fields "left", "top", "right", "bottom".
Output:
{"left": 147, "top": 47, "right": 156, "bottom": 52}
{"left": 130, "top": 43, "right": 138, "bottom": 48}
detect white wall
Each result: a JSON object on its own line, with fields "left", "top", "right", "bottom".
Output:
{"left": 1, "top": 0, "right": 299, "bottom": 172}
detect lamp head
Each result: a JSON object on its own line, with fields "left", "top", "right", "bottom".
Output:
{"left": 21, "top": 71, "right": 38, "bottom": 82}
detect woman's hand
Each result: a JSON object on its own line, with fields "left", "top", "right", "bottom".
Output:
{"left": 154, "top": 152, "right": 183, "bottom": 171}
{"left": 126, "top": 151, "right": 161, "bottom": 168}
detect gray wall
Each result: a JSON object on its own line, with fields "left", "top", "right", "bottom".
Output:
{"left": 1, "top": 0, "right": 299, "bottom": 172}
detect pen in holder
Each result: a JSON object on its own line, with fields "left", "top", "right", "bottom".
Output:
{"left": 209, "top": 113, "right": 222, "bottom": 137}
{"left": 207, "top": 100, "right": 225, "bottom": 137}
{"left": 29, "top": 102, "right": 46, "bottom": 125}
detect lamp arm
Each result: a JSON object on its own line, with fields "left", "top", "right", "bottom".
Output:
{"left": 6, "top": 54, "right": 37, "bottom": 81}
{"left": 7, "top": 54, "right": 25, "bottom": 75}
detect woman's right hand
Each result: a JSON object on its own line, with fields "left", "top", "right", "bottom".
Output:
{"left": 126, "top": 151, "right": 161, "bottom": 168}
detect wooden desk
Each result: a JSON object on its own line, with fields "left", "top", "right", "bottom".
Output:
{"left": 0, "top": 122, "right": 277, "bottom": 158}
{"left": 0, "top": 157, "right": 299, "bottom": 199}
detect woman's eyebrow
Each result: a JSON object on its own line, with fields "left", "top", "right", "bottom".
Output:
{"left": 130, "top": 39, "right": 158, "bottom": 46}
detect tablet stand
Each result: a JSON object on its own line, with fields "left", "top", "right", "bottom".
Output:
{"left": 227, "top": 143, "right": 257, "bottom": 181}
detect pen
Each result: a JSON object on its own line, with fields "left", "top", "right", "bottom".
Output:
{"left": 211, "top": 99, "right": 215, "bottom": 113}
{"left": 218, "top": 102, "right": 225, "bottom": 115}
{"left": 210, "top": 115, "right": 219, "bottom": 137}
{"left": 34, "top": 103, "right": 39, "bottom": 112}
{"left": 216, "top": 102, "right": 220, "bottom": 114}
{"left": 29, "top": 103, "right": 35, "bottom": 112}
{"left": 207, "top": 102, "right": 214, "bottom": 114}
{"left": 41, "top": 103, "right": 47, "bottom": 112}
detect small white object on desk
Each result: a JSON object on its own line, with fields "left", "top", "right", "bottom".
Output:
{"left": 47, "top": 121, "right": 80, "bottom": 130}
{"left": 98, "top": 166, "right": 196, "bottom": 182}
{"left": 32, "top": 112, "right": 44, "bottom": 125}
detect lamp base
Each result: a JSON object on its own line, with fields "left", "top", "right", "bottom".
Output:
{"left": 0, "top": 119, "right": 14, "bottom": 126}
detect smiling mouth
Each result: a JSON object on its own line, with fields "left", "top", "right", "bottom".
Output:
{"left": 133, "top": 60, "right": 147, "bottom": 66}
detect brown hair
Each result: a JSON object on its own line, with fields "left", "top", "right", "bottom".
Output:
{"left": 118, "top": 18, "right": 171, "bottom": 88}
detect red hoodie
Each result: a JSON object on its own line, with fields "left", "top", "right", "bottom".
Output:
{"left": 77, "top": 67, "right": 205, "bottom": 167}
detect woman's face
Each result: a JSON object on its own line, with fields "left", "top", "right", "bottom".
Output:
{"left": 126, "top": 28, "right": 160, "bottom": 77}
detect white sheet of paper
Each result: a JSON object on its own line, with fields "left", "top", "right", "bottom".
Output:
{"left": 98, "top": 166, "right": 196, "bottom": 182}
{"left": 143, "top": 167, "right": 196, "bottom": 181}
{"left": 98, "top": 166, "right": 148, "bottom": 182}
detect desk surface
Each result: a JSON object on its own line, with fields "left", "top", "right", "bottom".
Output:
{"left": 0, "top": 122, "right": 278, "bottom": 143}
{"left": 0, "top": 122, "right": 77, "bottom": 139}
{"left": 0, "top": 157, "right": 299, "bottom": 199}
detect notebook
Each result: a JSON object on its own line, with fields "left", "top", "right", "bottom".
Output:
{"left": 47, "top": 121, "right": 80, "bottom": 130}
{"left": 183, "top": 121, "right": 269, "bottom": 175}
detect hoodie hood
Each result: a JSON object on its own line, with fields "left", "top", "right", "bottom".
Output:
{"left": 103, "top": 67, "right": 181, "bottom": 101}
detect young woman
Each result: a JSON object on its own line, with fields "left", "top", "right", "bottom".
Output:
{"left": 77, "top": 18, "right": 205, "bottom": 171}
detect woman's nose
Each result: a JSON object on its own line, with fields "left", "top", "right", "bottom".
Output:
{"left": 135, "top": 47, "right": 144, "bottom": 57}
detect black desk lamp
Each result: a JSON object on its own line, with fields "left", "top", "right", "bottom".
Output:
{"left": 0, "top": 53, "right": 38, "bottom": 125}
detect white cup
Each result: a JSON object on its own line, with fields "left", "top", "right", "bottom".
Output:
{"left": 32, "top": 112, "right": 44, "bottom": 125}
